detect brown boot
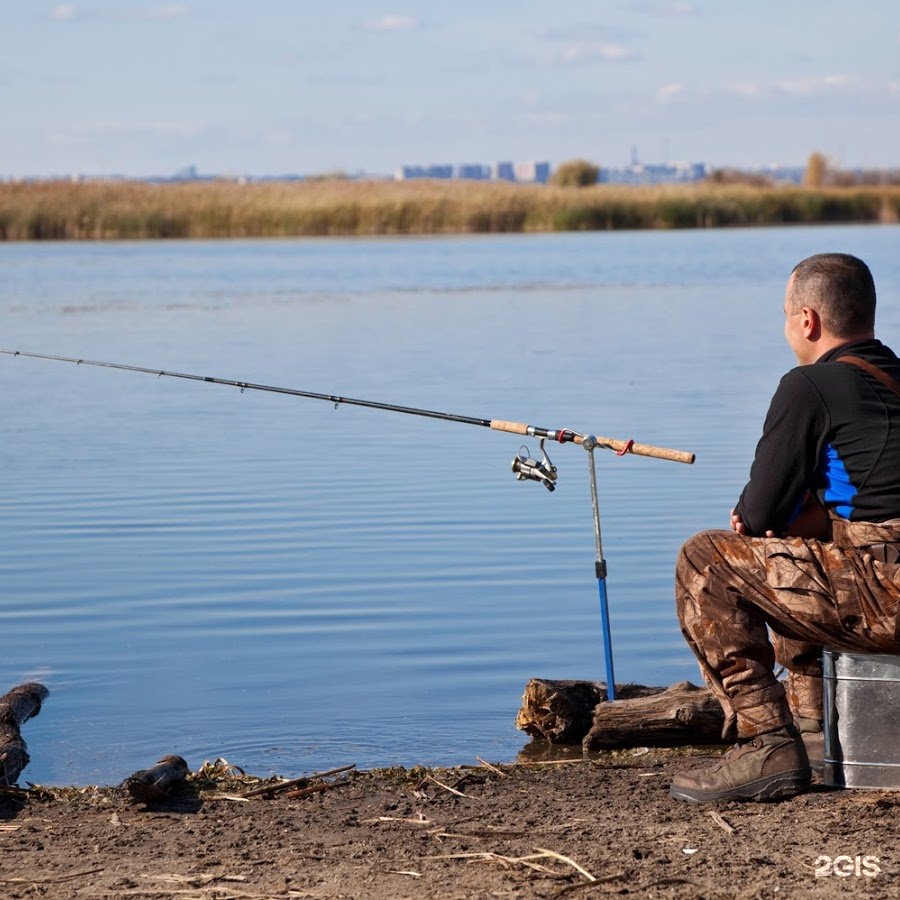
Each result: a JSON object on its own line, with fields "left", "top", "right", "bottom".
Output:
{"left": 670, "top": 727, "right": 811, "bottom": 803}
{"left": 796, "top": 716, "right": 824, "bottom": 776}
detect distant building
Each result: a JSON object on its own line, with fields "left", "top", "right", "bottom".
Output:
{"left": 172, "top": 164, "right": 199, "bottom": 181}
{"left": 456, "top": 163, "right": 491, "bottom": 180}
{"left": 395, "top": 159, "right": 550, "bottom": 183}
{"left": 755, "top": 165, "right": 804, "bottom": 185}
{"left": 490, "top": 161, "right": 516, "bottom": 182}
{"left": 395, "top": 164, "right": 453, "bottom": 180}
{"left": 599, "top": 161, "right": 707, "bottom": 185}
{"left": 514, "top": 161, "right": 550, "bottom": 184}
{"left": 393, "top": 157, "right": 740, "bottom": 186}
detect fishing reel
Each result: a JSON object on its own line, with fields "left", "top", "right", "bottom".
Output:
{"left": 511, "top": 439, "right": 558, "bottom": 492}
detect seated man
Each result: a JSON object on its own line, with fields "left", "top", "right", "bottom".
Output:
{"left": 670, "top": 252, "right": 900, "bottom": 803}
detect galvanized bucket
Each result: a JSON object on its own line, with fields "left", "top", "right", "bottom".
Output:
{"left": 823, "top": 650, "right": 900, "bottom": 789}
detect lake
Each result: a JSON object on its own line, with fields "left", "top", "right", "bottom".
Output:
{"left": 1, "top": 225, "right": 899, "bottom": 786}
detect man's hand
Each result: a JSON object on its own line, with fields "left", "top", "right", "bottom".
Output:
{"left": 730, "top": 509, "right": 775, "bottom": 538}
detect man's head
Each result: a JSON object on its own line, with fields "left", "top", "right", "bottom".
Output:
{"left": 783, "top": 253, "right": 876, "bottom": 364}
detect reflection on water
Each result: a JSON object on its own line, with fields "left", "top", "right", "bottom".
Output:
{"left": 1, "top": 226, "right": 898, "bottom": 784}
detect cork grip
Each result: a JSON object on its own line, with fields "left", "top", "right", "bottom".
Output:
{"left": 577, "top": 433, "right": 695, "bottom": 465}
{"left": 489, "top": 419, "right": 529, "bottom": 435}
{"left": 488, "top": 419, "right": 694, "bottom": 464}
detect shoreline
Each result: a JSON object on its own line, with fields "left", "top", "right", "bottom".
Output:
{"left": 2, "top": 179, "right": 899, "bottom": 241}
{"left": 2, "top": 748, "right": 895, "bottom": 898}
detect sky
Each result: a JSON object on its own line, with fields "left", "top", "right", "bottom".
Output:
{"left": 4, "top": 1, "right": 900, "bottom": 178}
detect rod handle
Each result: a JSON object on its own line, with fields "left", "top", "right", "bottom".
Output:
{"left": 489, "top": 419, "right": 529, "bottom": 435}
{"left": 577, "top": 433, "right": 695, "bottom": 465}
{"left": 489, "top": 420, "right": 695, "bottom": 464}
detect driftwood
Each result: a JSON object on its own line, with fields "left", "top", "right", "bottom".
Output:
{"left": 516, "top": 678, "right": 725, "bottom": 749}
{"left": 243, "top": 764, "right": 356, "bottom": 799}
{"left": 584, "top": 680, "right": 725, "bottom": 749}
{"left": 0, "top": 682, "right": 49, "bottom": 786}
{"left": 123, "top": 754, "right": 190, "bottom": 804}
{"left": 515, "top": 679, "right": 664, "bottom": 744}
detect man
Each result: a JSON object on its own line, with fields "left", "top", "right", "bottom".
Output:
{"left": 670, "top": 252, "right": 900, "bottom": 803}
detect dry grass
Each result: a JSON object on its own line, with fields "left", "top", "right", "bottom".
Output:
{"left": 1, "top": 178, "right": 899, "bottom": 240}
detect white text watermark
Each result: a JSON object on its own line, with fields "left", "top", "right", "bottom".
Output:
{"left": 814, "top": 855, "right": 880, "bottom": 878}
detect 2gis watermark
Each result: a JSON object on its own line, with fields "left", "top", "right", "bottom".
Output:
{"left": 814, "top": 854, "right": 881, "bottom": 878}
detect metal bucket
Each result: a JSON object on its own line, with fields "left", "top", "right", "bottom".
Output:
{"left": 823, "top": 650, "right": 900, "bottom": 789}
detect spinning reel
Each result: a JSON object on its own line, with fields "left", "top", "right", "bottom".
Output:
{"left": 511, "top": 439, "right": 558, "bottom": 492}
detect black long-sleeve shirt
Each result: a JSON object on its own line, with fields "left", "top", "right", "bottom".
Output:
{"left": 734, "top": 339, "right": 900, "bottom": 537}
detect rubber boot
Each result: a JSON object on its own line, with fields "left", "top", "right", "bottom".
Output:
{"left": 670, "top": 726, "right": 811, "bottom": 803}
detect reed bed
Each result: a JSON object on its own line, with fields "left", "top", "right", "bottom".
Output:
{"left": 1, "top": 179, "right": 898, "bottom": 240}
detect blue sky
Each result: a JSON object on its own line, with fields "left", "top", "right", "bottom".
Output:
{"left": 4, "top": 1, "right": 899, "bottom": 178}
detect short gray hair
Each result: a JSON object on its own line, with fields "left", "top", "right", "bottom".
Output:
{"left": 789, "top": 253, "right": 876, "bottom": 337}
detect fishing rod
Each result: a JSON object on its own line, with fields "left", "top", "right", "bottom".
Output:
{"left": 1, "top": 346, "right": 695, "bottom": 698}
{"left": 0, "top": 348, "right": 694, "bottom": 471}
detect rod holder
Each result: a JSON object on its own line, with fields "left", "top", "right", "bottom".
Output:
{"left": 582, "top": 435, "right": 616, "bottom": 700}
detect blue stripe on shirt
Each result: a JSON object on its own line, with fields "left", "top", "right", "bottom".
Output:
{"left": 822, "top": 443, "right": 857, "bottom": 518}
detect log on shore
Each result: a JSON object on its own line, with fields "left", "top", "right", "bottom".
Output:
{"left": 0, "top": 682, "right": 49, "bottom": 786}
{"left": 123, "top": 754, "right": 190, "bottom": 804}
{"left": 515, "top": 679, "right": 666, "bottom": 744}
{"left": 583, "top": 680, "right": 725, "bottom": 750}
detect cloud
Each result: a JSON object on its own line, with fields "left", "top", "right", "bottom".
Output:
{"left": 726, "top": 82, "right": 763, "bottom": 98}
{"left": 549, "top": 41, "right": 638, "bottom": 65}
{"left": 629, "top": 1, "right": 696, "bottom": 16}
{"left": 533, "top": 23, "right": 636, "bottom": 41}
{"left": 363, "top": 14, "right": 418, "bottom": 32}
{"left": 50, "top": 4, "right": 192, "bottom": 23}
{"left": 701, "top": 74, "right": 882, "bottom": 103}
{"left": 50, "top": 4, "right": 77, "bottom": 20}
{"left": 530, "top": 23, "right": 639, "bottom": 66}
{"left": 656, "top": 82, "right": 684, "bottom": 103}
{"left": 643, "top": 72, "right": 888, "bottom": 122}
{"left": 774, "top": 74, "right": 863, "bottom": 96}
{"left": 121, "top": 4, "right": 191, "bottom": 20}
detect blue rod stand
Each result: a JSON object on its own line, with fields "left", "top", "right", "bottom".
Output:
{"left": 582, "top": 435, "right": 616, "bottom": 701}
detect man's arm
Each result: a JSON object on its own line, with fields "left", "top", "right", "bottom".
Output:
{"left": 732, "top": 370, "right": 825, "bottom": 537}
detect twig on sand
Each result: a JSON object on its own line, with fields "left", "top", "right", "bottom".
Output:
{"left": 510, "top": 759, "right": 593, "bottom": 767}
{"left": 553, "top": 872, "right": 628, "bottom": 895}
{"left": 432, "top": 827, "right": 528, "bottom": 840}
{"left": 532, "top": 848, "right": 596, "bottom": 881}
{"left": 708, "top": 811, "right": 735, "bottom": 834}
{"left": 144, "top": 874, "right": 249, "bottom": 885}
{"left": 476, "top": 757, "right": 508, "bottom": 778}
{"left": 425, "top": 774, "right": 471, "bottom": 799}
{"left": 0, "top": 867, "right": 106, "bottom": 885}
{"left": 365, "top": 814, "right": 434, "bottom": 826}
{"left": 242, "top": 764, "right": 356, "bottom": 798}
{"left": 642, "top": 877, "right": 704, "bottom": 891}
{"left": 384, "top": 869, "right": 422, "bottom": 878}
{"left": 425, "top": 847, "right": 596, "bottom": 882}
{"left": 283, "top": 778, "right": 351, "bottom": 801}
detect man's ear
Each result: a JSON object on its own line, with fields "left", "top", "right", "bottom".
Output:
{"left": 800, "top": 306, "right": 821, "bottom": 340}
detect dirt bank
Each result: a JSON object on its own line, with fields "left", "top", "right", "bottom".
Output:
{"left": 0, "top": 747, "right": 893, "bottom": 899}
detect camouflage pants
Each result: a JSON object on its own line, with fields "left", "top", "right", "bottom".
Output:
{"left": 675, "top": 518, "right": 900, "bottom": 738}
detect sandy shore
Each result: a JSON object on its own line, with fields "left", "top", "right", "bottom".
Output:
{"left": 0, "top": 747, "right": 894, "bottom": 899}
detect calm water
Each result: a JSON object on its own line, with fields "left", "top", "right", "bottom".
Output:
{"left": 1, "top": 226, "right": 899, "bottom": 786}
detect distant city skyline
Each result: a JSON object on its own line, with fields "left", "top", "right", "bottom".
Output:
{"left": 4, "top": 2, "right": 899, "bottom": 179}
